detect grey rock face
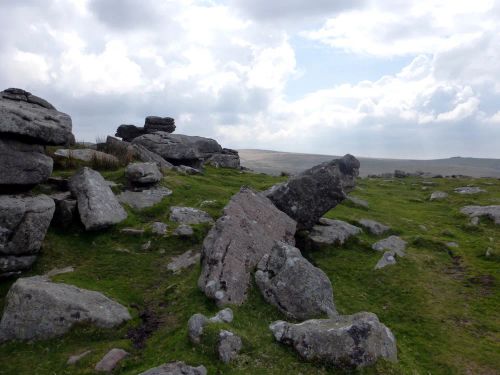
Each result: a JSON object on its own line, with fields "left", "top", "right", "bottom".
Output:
{"left": 374, "top": 252, "right": 397, "bottom": 269}
{"left": 357, "top": 219, "right": 390, "bottom": 236}
{"left": 133, "top": 144, "right": 174, "bottom": 170}
{"left": 270, "top": 312, "right": 397, "bottom": 369}
{"left": 0, "top": 276, "right": 131, "bottom": 341}
{"left": 256, "top": 242, "right": 336, "bottom": 320}
{"left": 173, "top": 224, "right": 194, "bottom": 237}
{"left": 116, "top": 124, "right": 145, "bottom": 142}
{"left": 266, "top": 154, "right": 360, "bottom": 229}
{"left": 144, "top": 116, "right": 176, "bottom": 134}
{"left": 125, "top": 162, "right": 162, "bottom": 185}
{"left": 309, "top": 218, "right": 362, "bottom": 247}
{"left": 54, "top": 149, "right": 119, "bottom": 164}
{"left": 217, "top": 330, "right": 242, "bottom": 363}
{"left": 0, "top": 255, "right": 37, "bottom": 276}
{"left": 0, "top": 138, "right": 53, "bottom": 187}
{"left": 69, "top": 167, "right": 127, "bottom": 230}
{"left": 205, "top": 153, "right": 240, "bottom": 169}
{"left": 133, "top": 132, "right": 222, "bottom": 164}
{"left": 430, "top": 191, "right": 448, "bottom": 201}
{"left": 139, "top": 362, "right": 207, "bottom": 375}
{"left": 198, "top": 187, "right": 297, "bottom": 306}
{"left": 372, "top": 236, "right": 407, "bottom": 257}
{"left": 117, "top": 187, "right": 172, "bottom": 210}
{"left": 95, "top": 348, "right": 128, "bottom": 372}
{"left": 167, "top": 250, "right": 200, "bottom": 273}
{"left": 454, "top": 187, "right": 486, "bottom": 195}
{"left": 170, "top": 206, "right": 213, "bottom": 225}
{"left": 0, "top": 88, "right": 73, "bottom": 145}
{"left": 461, "top": 205, "right": 500, "bottom": 225}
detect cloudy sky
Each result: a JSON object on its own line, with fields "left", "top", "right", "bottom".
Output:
{"left": 1, "top": 0, "right": 500, "bottom": 158}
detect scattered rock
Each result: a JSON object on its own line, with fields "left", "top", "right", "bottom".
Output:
{"left": 308, "top": 218, "right": 362, "bottom": 247}
{"left": 167, "top": 250, "right": 200, "bottom": 273}
{"left": 209, "top": 308, "right": 234, "bottom": 323}
{"left": 95, "top": 348, "right": 128, "bottom": 372}
{"left": 0, "top": 276, "right": 131, "bottom": 341}
{"left": 144, "top": 116, "right": 176, "bottom": 134}
{"left": 69, "top": 167, "right": 127, "bottom": 230}
{"left": 454, "top": 187, "right": 486, "bottom": 195}
{"left": 141, "top": 241, "right": 152, "bottom": 251}
{"left": 0, "top": 138, "right": 53, "bottom": 187}
{"left": 170, "top": 206, "right": 213, "bottom": 225}
{"left": 54, "top": 149, "right": 119, "bottom": 164}
{"left": 173, "top": 224, "right": 194, "bottom": 237}
{"left": 255, "top": 242, "right": 336, "bottom": 320}
{"left": 372, "top": 236, "right": 407, "bottom": 257}
{"left": 125, "top": 162, "right": 162, "bottom": 185}
{"left": 198, "top": 187, "right": 296, "bottom": 305}
{"left": 266, "top": 155, "right": 360, "bottom": 229}
{"left": 151, "top": 222, "right": 168, "bottom": 235}
{"left": 188, "top": 308, "right": 234, "bottom": 344}
{"left": 139, "top": 361, "right": 207, "bottom": 375}
{"left": 117, "top": 187, "right": 172, "bottom": 210}
{"left": 347, "top": 196, "right": 369, "bottom": 209}
{"left": 461, "top": 205, "right": 500, "bottom": 225}
{"left": 357, "top": 219, "right": 390, "bottom": 235}
{"left": 217, "top": 330, "right": 242, "bottom": 363}
{"left": 270, "top": 312, "right": 397, "bottom": 369}
{"left": 67, "top": 350, "right": 92, "bottom": 365}
{"left": 430, "top": 191, "right": 448, "bottom": 201}
{"left": 374, "top": 252, "right": 397, "bottom": 269}
{"left": 0, "top": 88, "right": 73, "bottom": 145}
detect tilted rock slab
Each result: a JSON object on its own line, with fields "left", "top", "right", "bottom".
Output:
{"left": 139, "top": 361, "right": 207, "bottom": 375}
{"left": 266, "top": 154, "right": 360, "bottom": 229}
{"left": 0, "top": 88, "right": 73, "bottom": 145}
{"left": 0, "top": 276, "right": 131, "bottom": 341}
{"left": 270, "top": 312, "right": 397, "bottom": 369}
{"left": 308, "top": 218, "right": 362, "bottom": 247}
{"left": 69, "top": 167, "right": 127, "bottom": 230}
{"left": 461, "top": 205, "right": 500, "bottom": 225}
{"left": 198, "top": 187, "right": 296, "bottom": 305}
{"left": 0, "top": 138, "right": 53, "bottom": 187}
{"left": 256, "top": 242, "right": 337, "bottom": 320}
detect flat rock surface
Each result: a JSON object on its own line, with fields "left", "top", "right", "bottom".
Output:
{"left": 69, "top": 167, "right": 127, "bottom": 230}
{"left": 270, "top": 312, "right": 397, "bottom": 369}
{"left": 170, "top": 206, "right": 213, "bottom": 225}
{"left": 256, "top": 242, "right": 336, "bottom": 320}
{"left": 198, "top": 187, "right": 296, "bottom": 306}
{"left": 372, "top": 236, "right": 407, "bottom": 257}
{"left": 309, "top": 218, "right": 362, "bottom": 246}
{"left": 460, "top": 205, "right": 500, "bottom": 224}
{"left": 430, "top": 191, "right": 448, "bottom": 200}
{"left": 139, "top": 361, "right": 207, "bottom": 375}
{"left": 0, "top": 276, "right": 131, "bottom": 341}
{"left": 357, "top": 219, "right": 390, "bottom": 235}
{"left": 117, "top": 187, "right": 172, "bottom": 210}
{"left": 266, "top": 154, "right": 360, "bottom": 229}
{"left": 454, "top": 187, "right": 486, "bottom": 194}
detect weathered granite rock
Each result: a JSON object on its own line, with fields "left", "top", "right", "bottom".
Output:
{"left": 117, "top": 187, "right": 172, "bottom": 210}
{"left": 188, "top": 308, "right": 234, "bottom": 344}
{"left": 0, "top": 255, "right": 37, "bottom": 276}
{"left": 54, "top": 149, "right": 119, "bottom": 164}
{"left": 217, "top": 330, "right": 242, "bottom": 363}
{"left": 144, "top": 116, "right": 176, "bottom": 134}
{"left": 374, "top": 252, "right": 397, "bottom": 269}
{"left": 170, "top": 206, "right": 213, "bottom": 225}
{"left": 210, "top": 308, "right": 234, "bottom": 323}
{"left": 270, "top": 312, "right": 397, "bottom": 369}
{"left": 167, "top": 250, "right": 200, "bottom": 273}
{"left": 116, "top": 124, "right": 145, "bottom": 142}
{"left": 0, "top": 88, "right": 73, "bottom": 145}
{"left": 0, "top": 276, "right": 131, "bottom": 341}
{"left": 173, "top": 224, "right": 194, "bottom": 237}
{"left": 126, "top": 162, "right": 162, "bottom": 185}
{"left": 50, "top": 191, "right": 77, "bottom": 228}
{"left": 372, "top": 236, "right": 407, "bottom": 257}
{"left": 454, "top": 187, "right": 486, "bottom": 195}
{"left": 461, "top": 205, "right": 500, "bottom": 225}
{"left": 357, "top": 219, "right": 390, "bottom": 236}
{"left": 256, "top": 242, "right": 336, "bottom": 320}
{"left": 266, "top": 155, "right": 360, "bottom": 229}
{"left": 95, "top": 348, "right": 128, "bottom": 372}
{"left": 69, "top": 167, "right": 127, "bottom": 230}
{"left": 139, "top": 362, "right": 207, "bottom": 375}
{"left": 151, "top": 222, "right": 168, "bottom": 235}
{"left": 205, "top": 153, "right": 240, "bottom": 169}
{"left": 308, "top": 218, "right": 362, "bottom": 247}
{"left": 133, "top": 144, "right": 174, "bottom": 170}
{"left": 0, "top": 138, "right": 53, "bottom": 187}
{"left": 430, "top": 191, "right": 448, "bottom": 201}
{"left": 198, "top": 187, "right": 296, "bottom": 305}
{"left": 133, "top": 132, "right": 222, "bottom": 165}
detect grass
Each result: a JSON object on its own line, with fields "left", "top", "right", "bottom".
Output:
{"left": 0, "top": 169, "right": 499, "bottom": 375}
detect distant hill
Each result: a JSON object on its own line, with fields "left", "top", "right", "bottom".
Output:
{"left": 238, "top": 149, "right": 500, "bottom": 178}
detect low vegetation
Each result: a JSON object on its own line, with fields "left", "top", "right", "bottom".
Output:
{"left": 0, "top": 168, "right": 499, "bottom": 374}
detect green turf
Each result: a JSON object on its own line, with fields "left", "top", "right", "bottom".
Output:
{"left": 0, "top": 168, "right": 498, "bottom": 375}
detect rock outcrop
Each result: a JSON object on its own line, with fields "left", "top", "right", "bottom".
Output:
{"left": 69, "top": 167, "right": 127, "bottom": 230}
{"left": 308, "top": 218, "right": 362, "bottom": 247}
{"left": 255, "top": 242, "right": 336, "bottom": 320}
{"left": 115, "top": 124, "right": 145, "bottom": 142}
{"left": 266, "top": 155, "right": 360, "bottom": 229}
{"left": 0, "top": 276, "right": 131, "bottom": 341}
{"left": 198, "top": 187, "right": 296, "bottom": 305}
{"left": 144, "top": 116, "right": 176, "bottom": 134}
{"left": 139, "top": 362, "right": 207, "bottom": 375}
{"left": 270, "top": 312, "right": 397, "bottom": 369}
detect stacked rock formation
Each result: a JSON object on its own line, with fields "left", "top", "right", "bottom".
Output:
{"left": 115, "top": 116, "right": 176, "bottom": 142}
{"left": 0, "top": 88, "right": 74, "bottom": 277}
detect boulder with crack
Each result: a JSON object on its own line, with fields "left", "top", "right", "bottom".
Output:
{"left": 255, "top": 242, "right": 337, "bottom": 320}
{"left": 266, "top": 154, "right": 360, "bottom": 229}
{"left": 198, "top": 187, "right": 296, "bottom": 306}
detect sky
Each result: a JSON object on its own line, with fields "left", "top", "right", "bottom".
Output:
{"left": 1, "top": 0, "right": 500, "bottom": 159}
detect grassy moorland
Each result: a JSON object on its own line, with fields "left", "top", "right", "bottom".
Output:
{"left": 0, "top": 167, "right": 499, "bottom": 375}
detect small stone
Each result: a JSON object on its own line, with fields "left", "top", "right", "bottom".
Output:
{"left": 151, "top": 222, "right": 168, "bottom": 235}
{"left": 167, "top": 250, "right": 200, "bottom": 272}
{"left": 173, "top": 224, "right": 194, "bottom": 237}
{"left": 375, "top": 252, "right": 397, "bottom": 269}
{"left": 217, "top": 330, "right": 242, "bottom": 364}
{"left": 485, "top": 248, "right": 493, "bottom": 257}
{"left": 430, "top": 191, "right": 448, "bottom": 201}
{"left": 454, "top": 187, "right": 486, "bottom": 195}
{"left": 188, "top": 313, "right": 209, "bottom": 344}
{"left": 372, "top": 236, "right": 407, "bottom": 257}
{"left": 141, "top": 241, "right": 151, "bottom": 251}
{"left": 209, "top": 308, "right": 234, "bottom": 323}
{"left": 308, "top": 218, "right": 362, "bottom": 247}
{"left": 357, "top": 219, "right": 390, "bottom": 235}
{"left": 95, "top": 348, "right": 128, "bottom": 372}
{"left": 67, "top": 350, "right": 92, "bottom": 365}
{"left": 170, "top": 206, "right": 213, "bottom": 225}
